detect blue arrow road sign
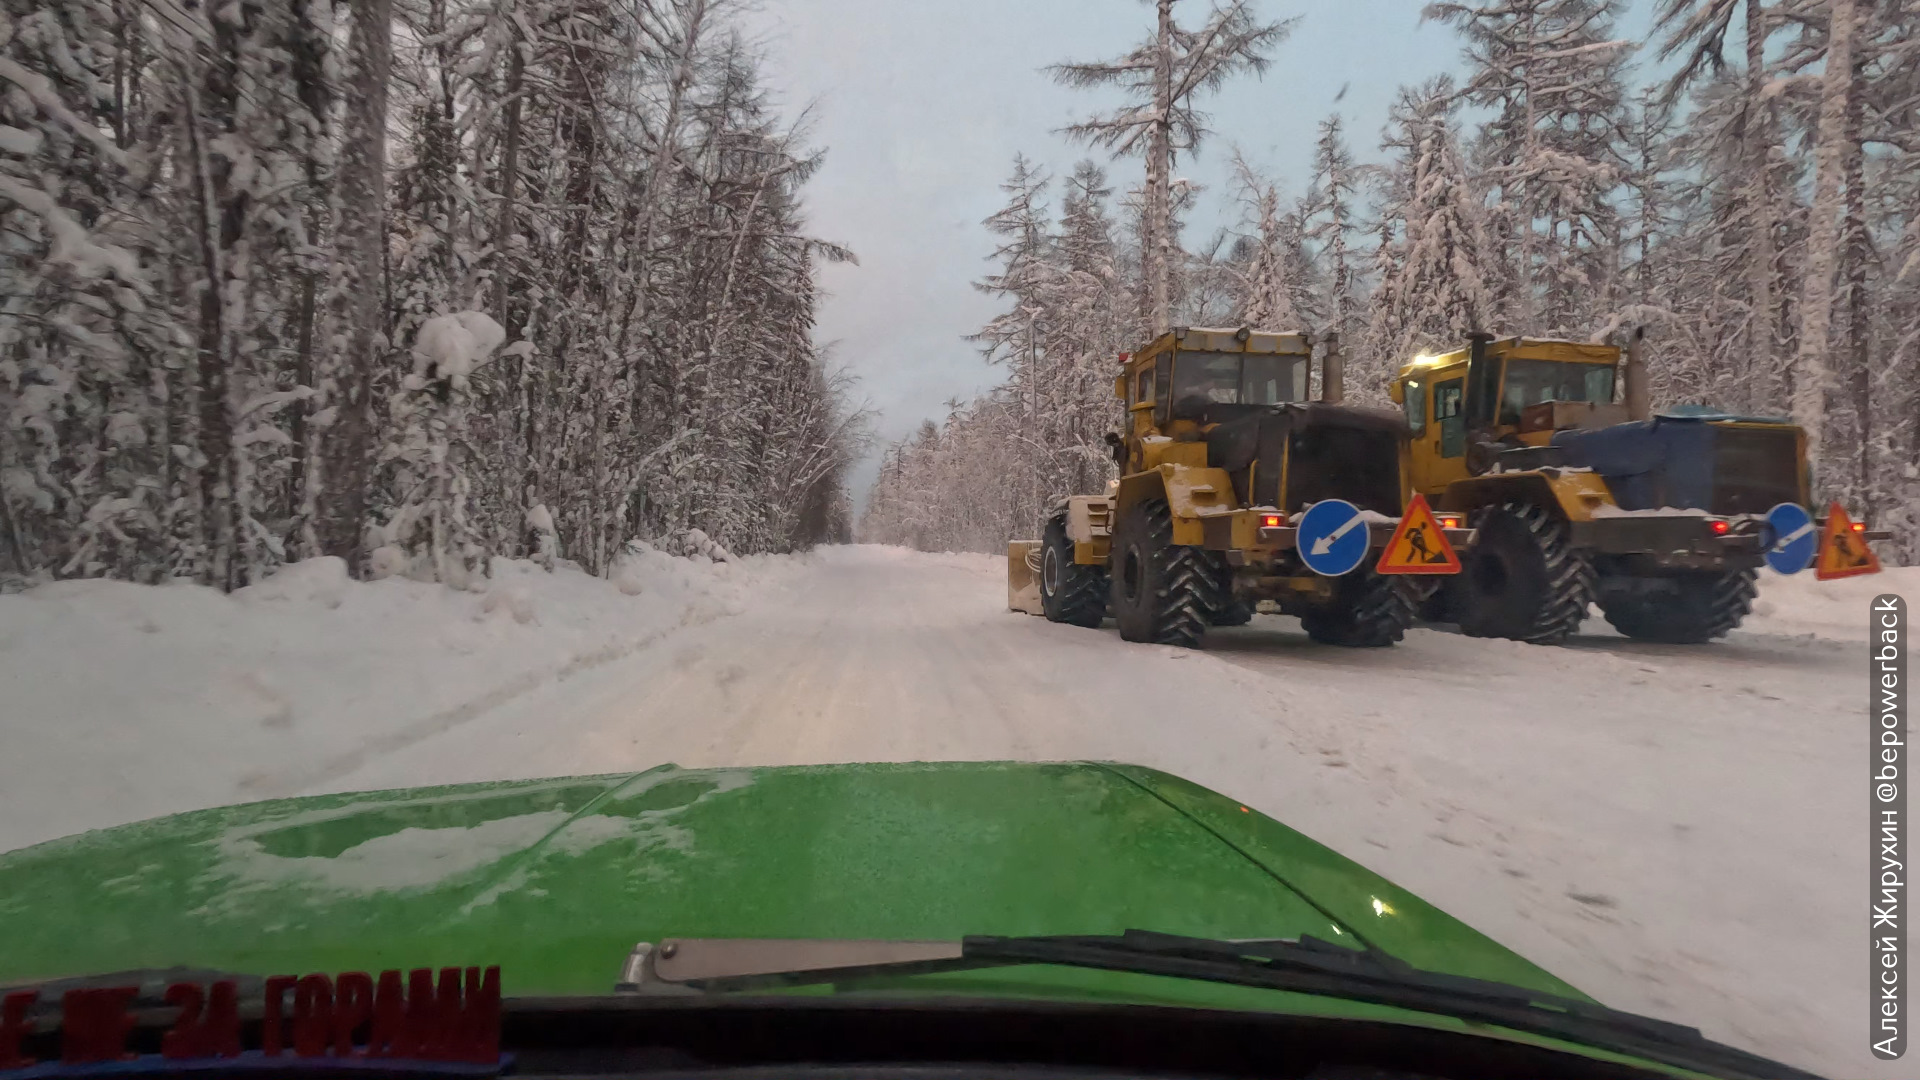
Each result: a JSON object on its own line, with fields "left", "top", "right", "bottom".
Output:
{"left": 1763, "top": 502, "right": 1817, "bottom": 575}
{"left": 1297, "top": 499, "right": 1369, "bottom": 577}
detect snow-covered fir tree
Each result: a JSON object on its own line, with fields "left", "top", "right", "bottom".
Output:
{"left": 1427, "top": 0, "right": 1632, "bottom": 337}
{"left": 0, "top": 0, "right": 866, "bottom": 589}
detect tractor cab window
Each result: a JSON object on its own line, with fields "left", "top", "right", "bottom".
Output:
{"left": 1500, "top": 359, "right": 1616, "bottom": 424}
{"left": 1135, "top": 368, "right": 1152, "bottom": 405}
{"left": 1170, "top": 351, "right": 1308, "bottom": 416}
{"left": 1434, "top": 377, "right": 1465, "bottom": 458}
{"left": 1403, "top": 379, "right": 1426, "bottom": 436}
{"left": 1243, "top": 354, "right": 1308, "bottom": 404}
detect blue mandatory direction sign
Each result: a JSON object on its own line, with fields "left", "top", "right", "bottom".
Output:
{"left": 1297, "top": 499, "right": 1370, "bottom": 577}
{"left": 1762, "top": 501, "right": 1817, "bottom": 575}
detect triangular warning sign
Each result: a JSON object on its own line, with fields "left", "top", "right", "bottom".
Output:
{"left": 1816, "top": 502, "right": 1882, "bottom": 580}
{"left": 1377, "top": 494, "right": 1463, "bottom": 575}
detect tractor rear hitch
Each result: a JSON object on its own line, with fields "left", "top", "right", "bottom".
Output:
{"left": 1254, "top": 524, "right": 1476, "bottom": 553}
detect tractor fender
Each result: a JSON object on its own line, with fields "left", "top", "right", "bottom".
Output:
{"left": 1116, "top": 465, "right": 1236, "bottom": 547}
{"left": 1440, "top": 470, "right": 1616, "bottom": 524}
{"left": 1053, "top": 494, "right": 1117, "bottom": 566}
{"left": 1058, "top": 495, "right": 1113, "bottom": 545}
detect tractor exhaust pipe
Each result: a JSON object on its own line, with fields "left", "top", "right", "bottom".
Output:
{"left": 1624, "top": 326, "right": 1650, "bottom": 421}
{"left": 1320, "top": 330, "right": 1344, "bottom": 404}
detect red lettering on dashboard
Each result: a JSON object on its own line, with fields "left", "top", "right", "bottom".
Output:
{"left": 260, "top": 975, "right": 298, "bottom": 1058}
{"left": 332, "top": 972, "right": 373, "bottom": 1056}
{"left": 5, "top": 965, "right": 501, "bottom": 1069}
{"left": 292, "top": 974, "right": 333, "bottom": 1058}
{"left": 0, "top": 991, "right": 37, "bottom": 1069}
{"left": 368, "top": 968, "right": 406, "bottom": 1057}
{"left": 160, "top": 983, "right": 202, "bottom": 1060}
{"left": 59, "top": 987, "right": 136, "bottom": 1063}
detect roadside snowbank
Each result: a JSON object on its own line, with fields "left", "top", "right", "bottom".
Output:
{"left": 0, "top": 550, "right": 799, "bottom": 852}
{"left": 1747, "top": 564, "right": 1918, "bottom": 639}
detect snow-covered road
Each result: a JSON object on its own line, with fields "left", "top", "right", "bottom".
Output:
{"left": 0, "top": 544, "right": 1897, "bottom": 1077}
{"left": 287, "top": 545, "right": 1875, "bottom": 1078}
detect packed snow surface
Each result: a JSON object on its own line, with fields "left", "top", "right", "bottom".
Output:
{"left": 1, "top": 546, "right": 1913, "bottom": 1078}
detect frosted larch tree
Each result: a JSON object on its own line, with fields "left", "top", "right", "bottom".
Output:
{"left": 1655, "top": 0, "right": 1782, "bottom": 401}
{"left": 1367, "top": 78, "right": 1497, "bottom": 364}
{"left": 1048, "top": 0, "right": 1290, "bottom": 335}
{"left": 1789, "top": 0, "right": 1857, "bottom": 471}
{"left": 1427, "top": 0, "right": 1631, "bottom": 336}
{"left": 1302, "top": 114, "right": 1362, "bottom": 344}
{"left": 1229, "top": 152, "right": 1299, "bottom": 330}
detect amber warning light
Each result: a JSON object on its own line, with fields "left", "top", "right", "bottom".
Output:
{"left": 1260, "top": 514, "right": 1283, "bottom": 528}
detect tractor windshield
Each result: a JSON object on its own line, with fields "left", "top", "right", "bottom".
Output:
{"left": 1499, "top": 359, "right": 1616, "bottom": 424}
{"left": 1171, "top": 351, "right": 1308, "bottom": 410}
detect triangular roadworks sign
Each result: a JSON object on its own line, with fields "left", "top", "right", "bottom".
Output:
{"left": 1816, "top": 502, "right": 1882, "bottom": 581}
{"left": 1377, "top": 494, "right": 1463, "bottom": 575}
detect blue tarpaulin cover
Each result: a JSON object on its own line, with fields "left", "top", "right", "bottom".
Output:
{"left": 1551, "top": 417, "right": 1717, "bottom": 511}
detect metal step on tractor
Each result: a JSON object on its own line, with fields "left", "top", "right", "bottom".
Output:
{"left": 1008, "top": 327, "right": 1472, "bottom": 649}
{"left": 1389, "top": 330, "right": 1888, "bottom": 645}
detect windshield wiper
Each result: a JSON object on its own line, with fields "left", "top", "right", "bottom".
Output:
{"left": 616, "top": 930, "right": 1820, "bottom": 1080}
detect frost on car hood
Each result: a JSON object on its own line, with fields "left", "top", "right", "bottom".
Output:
{"left": 0, "top": 762, "right": 1574, "bottom": 1003}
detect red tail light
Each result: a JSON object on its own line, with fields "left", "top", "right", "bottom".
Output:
{"left": 1261, "top": 514, "right": 1282, "bottom": 528}
{"left": 1710, "top": 520, "right": 1731, "bottom": 535}
{"left": 1853, "top": 522, "right": 1867, "bottom": 533}
{"left": 1435, "top": 513, "right": 1463, "bottom": 529}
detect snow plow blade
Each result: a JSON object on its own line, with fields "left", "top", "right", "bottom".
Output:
{"left": 1007, "top": 541, "right": 1045, "bottom": 615}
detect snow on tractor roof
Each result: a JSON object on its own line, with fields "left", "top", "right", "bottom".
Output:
{"left": 1139, "top": 327, "right": 1313, "bottom": 357}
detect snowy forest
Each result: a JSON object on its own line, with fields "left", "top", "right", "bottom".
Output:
{"left": 861, "top": 0, "right": 1920, "bottom": 564}
{"left": 0, "top": 0, "right": 867, "bottom": 591}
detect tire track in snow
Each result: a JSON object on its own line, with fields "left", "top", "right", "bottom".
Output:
{"left": 239, "top": 600, "right": 742, "bottom": 800}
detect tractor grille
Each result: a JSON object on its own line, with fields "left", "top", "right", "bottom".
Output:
{"left": 1286, "top": 426, "right": 1402, "bottom": 517}
{"left": 1711, "top": 425, "right": 1801, "bottom": 515}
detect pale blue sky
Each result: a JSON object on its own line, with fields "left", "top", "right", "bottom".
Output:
{"left": 741, "top": 1, "right": 1660, "bottom": 498}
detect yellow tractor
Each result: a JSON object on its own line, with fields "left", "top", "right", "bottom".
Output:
{"left": 1390, "top": 331, "right": 1884, "bottom": 644}
{"left": 1009, "top": 327, "right": 1470, "bottom": 648}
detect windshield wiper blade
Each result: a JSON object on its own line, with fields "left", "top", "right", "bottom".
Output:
{"left": 964, "top": 932, "right": 1818, "bottom": 1080}
{"left": 623, "top": 930, "right": 1821, "bottom": 1080}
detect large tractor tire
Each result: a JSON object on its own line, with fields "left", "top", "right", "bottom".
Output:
{"left": 1109, "top": 498, "right": 1225, "bottom": 649}
{"left": 1598, "top": 569, "right": 1758, "bottom": 644}
{"left": 1039, "top": 512, "right": 1108, "bottom": 628}
{"left": 1456, "top": 501, "right": 1594, "bottom": 645}
{"left": 1301, "top": 567, "right": 1418, "bottom": 647}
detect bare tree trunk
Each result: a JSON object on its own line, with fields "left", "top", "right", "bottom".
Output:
{"left": 318, "top": 0, "right": 391, "bottom": 568}
{"left": 492, "top": 37, "right": 524, "bottom": 327}
{"left": 288, "top": 272, "right": 316, "bottom": 530}
{"left": 1791, "top": 0, "right": 1855, "bottom": 474}
{"left": 1743, "top": 0, "right": 1777, "bottom": 414}
{"left": 1149, "top": 0, "right": 1172, "bottom": 335}
{"left": 1841, "top": 38, "right": 1871, "bottom": 516}
{"left": 182, "top": 59, "right": 239, "bottom": 590}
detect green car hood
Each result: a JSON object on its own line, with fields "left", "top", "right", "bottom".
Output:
{"left": 0, "top": 761, "right": 1581, "bottom": 1008}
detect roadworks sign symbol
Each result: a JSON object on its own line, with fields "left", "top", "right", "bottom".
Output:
{"left": 1376, "top": 494, "right": 1462, "bottom": 575}
{"left": 1816, "top": 502, "right": 1881, "bottom": 580}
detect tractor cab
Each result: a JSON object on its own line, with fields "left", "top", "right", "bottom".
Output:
{"left": 1113, "top": 327, "right": 1313, "bottom": 475}
{"left": 1388, "top": 335, "right": 1626, "bottom": 497}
